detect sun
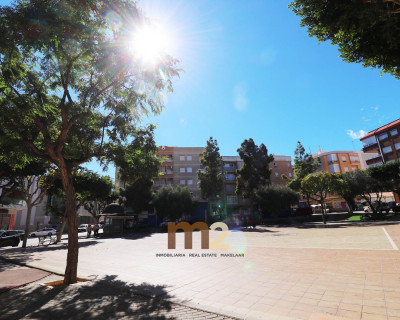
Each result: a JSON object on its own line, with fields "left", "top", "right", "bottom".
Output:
{"left": 131, "top": 24, "right": 170, "bottom": 65}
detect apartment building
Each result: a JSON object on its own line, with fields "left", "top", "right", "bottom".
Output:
{"left": 270, "top": 155, "right": 294, "bottom": 185}
{"left": 221, "top": 156, "right": 245, "bottom": 215}
{"left": 221, "top": 155, "right": 293, "bottom": 216}
{"left": 153, "top": 146, "right": 174, "bottom": 190}
{"left": 313, "top": 150, "right": 374, "bottom": 173}
{"left": 173, "top": 147, "right": 204, "bottom": 198}
{"left": 360, "top": 118, "right": 400, "bottom": 167}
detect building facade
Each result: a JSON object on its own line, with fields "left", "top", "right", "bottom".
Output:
{"left": 313, "top": 150, "right": 374, "bottom": 173}
{"left": 152, "top": 146, "right": 204, "bottom": 198}
{"left": 360, "top": 118, "right": 400, "bottom": 167}
{"left": 270, "top": 155, "right": 294, "bottom": 185}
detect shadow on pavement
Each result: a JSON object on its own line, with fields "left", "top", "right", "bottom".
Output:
{"left": 0, "top": 241, "right": 100, "bottom": 265}
{"left": 0, "top": 275, "right": 176, "bottom": 320}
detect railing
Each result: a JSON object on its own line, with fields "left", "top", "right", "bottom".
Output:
{"left": 366, "top": 154, "right": 382, "bottom": 161}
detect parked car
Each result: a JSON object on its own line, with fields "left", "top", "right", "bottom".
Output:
{"left": 292, "top": 207, "right": 313, "bottom": 216}
{"left": 0, "top": 231, "right": 20, "bottom": 247}
{"left": 364, "top": 202, "right": 390, "bottom": 214}
{"left": 29, "top": 228, "right": 57, "bottom": 237}
{"left": 392, "top": 203, "right": 400, "bottom": 213}
{"left": 78, "top": 224, "right": 89, "bottom": 232}
{"left": 354, "top": 202, "right": 364, "bottom": 211}
{"left": 4, "top": 230, "right": 25, "bottom": 240}
{"left": 159, "top": 219, "right": 171, "bottom": 228}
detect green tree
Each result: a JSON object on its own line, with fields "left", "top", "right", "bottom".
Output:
{"left": 0, "top": 160, "right": 53, "bottom": 248}
{"left": 289, "top": 0, "right": 400, "bottom": 78}
{"left": 0, "top": 1, "right": 178, "bottom": 284}
{"left": 153, "top": 186, "right": 194, "bottom": 221}
{"left": 301, "top": 172, "right": 343, "bottom": 224}
{"left": 113, "top": 125, "right": 160, "bottom": 216}
{"left": 288, "top": 141, "right": 320, "bottom": 206}
{"left": 121, "top": 177, "right": 153, "bottom": 214}
{"left": 113, "top": 125, "right": 162, "bottom": 185}
{"left": 236, "top": 138, "right": 274, "bottom": 214}
{"left": 197, "top": 137, "right": 224, "bottom": 217}
{"left": 256, "top": 185, "right": 299, "bottom": 219}
{"left": 368, "top": 160, "right": 400, "bottom": 198}
{"left": 47, "top": 169, "right": 116, "bottom": 242}
{"left": 336, "top": 170, "right": 368, "bottom": 215}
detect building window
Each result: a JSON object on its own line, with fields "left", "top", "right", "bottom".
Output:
{"left": 344, "top": 167, "right": 349, "bottom": 172}
{"left": 180, "top": 168, "right": 185, "bottom": 173}
{"left": 289, "top": 172, "right": 293, "bottom": 178}
{"left": 327, "top": 154, "right": 338, "bottom": 163}
{"left": 275, "top": 172, "right": 279, "bottom": 178}
{"left": 342, "top": 156, "right": 347, "bottom": 162}
{"left": 187, "top": 155, "right": 192, "bottom": 161}
{"left": 225, "top": 173, "right": 235, "bottom": 181}
{"left": 390, "top": 128, "right": 398, "bottom": 136}
{"left": 179, "top": 155, "right": 185, "bottom": 161}
{"left": 227, "top": 195, "right": 238, "bottom": 204}
{"left": 274, "top": 162, "right": 277, "bottom": 167}
{"left": 378, "top": 132, "right": 388, "bottom": 141}
{"left": 180, "top": 180, "right": 185, "bottom": 185}
{"left": 187, "top": 180, "right": 193, "bottom": 185}
{"left": 362, "top": 136, "right": 377, "bottom": 148}
{"left": 382, "top": 146, "right": 392, "bottom": 154}
{"left": 395, "top": 142, "right": 400, "bottom": 150}
{"left": 352, "top": 167, "right": 357, "bottom": 171}
{"left": 350, "top": 156, "right": 359, "bottom": 162}
{"left": 329, "top": 164, "right": 340, "bottom": 173}
{"left": 287, "top": 163, "right": 291, "bottom": 168}
{"left": 225, "top": 184, "right": 235, "bottom": 193}
{"left": 187, "top": 167, "right": 192, "bottom": 173}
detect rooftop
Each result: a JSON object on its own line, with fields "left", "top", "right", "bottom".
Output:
{"left": 360, "top": 118, "right": 400, "bottom": 140}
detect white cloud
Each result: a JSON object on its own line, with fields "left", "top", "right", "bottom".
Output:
{"left": 346, "top": 129, "right": 367, "bottom": 139}
{"left": 371, "top": 106, "right": 379, "bottom": 110}
{"left": 233, "top": 83, "right": 248, "bottom": 112}
{"left": 179, "top": 118, "right": 187, "bottom": 126}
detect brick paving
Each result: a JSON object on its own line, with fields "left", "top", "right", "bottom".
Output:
{"left": 1, "top": 223, "right": 400, "bottom": 319}
{"left": 0, "top": 268, "right": 235, "bottom": 320}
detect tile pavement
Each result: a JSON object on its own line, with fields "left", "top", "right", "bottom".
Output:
{"left": 1, "top": 224, "right": 400, "bottom": 319}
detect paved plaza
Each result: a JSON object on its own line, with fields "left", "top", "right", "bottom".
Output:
{"left": 1, "top": 223, "right": 400, "bottom": 319}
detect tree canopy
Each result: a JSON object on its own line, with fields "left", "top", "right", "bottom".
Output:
{"left": 236, "top": 138, "right": 274, "bottom": 212}
{"left": 256, "top": 185, "right": 299, "bottom": 219}
{"left": 153, "top": 186, "right": 195, "bottom": 221}
{"left": 121, "top": 177, "right": 153, "bottom": 214}
{"left": 301, "top": 172, "right": 343, "bottom": 223}
{"left": 0, "top": 0, "right": 179, "bottom": 284}
{"left": 289, "top": 0, "right": 400, "bottom": 78}
{"left": 197, "top": 137, "right": 224, "bottom": 217}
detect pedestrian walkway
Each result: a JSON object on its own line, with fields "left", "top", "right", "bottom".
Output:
{"left": 2, "top": 223, "right": 400, "bottom": 319}
{"left": 0, "top": 262, "right": 236, "bottom": 320}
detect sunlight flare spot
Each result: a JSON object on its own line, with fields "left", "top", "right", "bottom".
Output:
{"left": 130, "top": 25, "right": 171, "bottom": 66}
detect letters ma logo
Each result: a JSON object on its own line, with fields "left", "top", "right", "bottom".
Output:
{"left": 168, "top": 222, "right": 229, "bottom": 249}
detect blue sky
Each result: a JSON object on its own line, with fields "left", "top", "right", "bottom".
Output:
{"left": 2, "top": 0, "right": 399, "bottom": 179}
{"left": 140, "top": 0, "right": 399, "bottom": 156}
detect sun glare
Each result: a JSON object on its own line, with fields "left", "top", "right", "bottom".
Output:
{"left": 131, "top": 25, "right": 170, "bottom": 65}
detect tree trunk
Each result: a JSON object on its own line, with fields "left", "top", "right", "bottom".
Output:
{"left": 345, "top": 200, "right": 353, "bottom": 215}
{"left": 59, "top": 163, "right": 79, "bottom": 285}
{"left": 22, "top": 203, "right": 32, "bottom": 248}
{"left": 56, "top": 209, "right": 67, "bottom": 243}
{"left": 320, "top": 200, "right": 327, "bottom": 224}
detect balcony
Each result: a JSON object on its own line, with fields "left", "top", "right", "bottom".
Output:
{"left": 366, "top": 154, "right": 381, "bottom": 162}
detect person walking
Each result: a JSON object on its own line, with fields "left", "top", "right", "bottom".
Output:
{"left": 87, "top": 224, "right": 92, "bottom": 238}
{"left": 93, "top": 224, "right": 99, "bottom": 237}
